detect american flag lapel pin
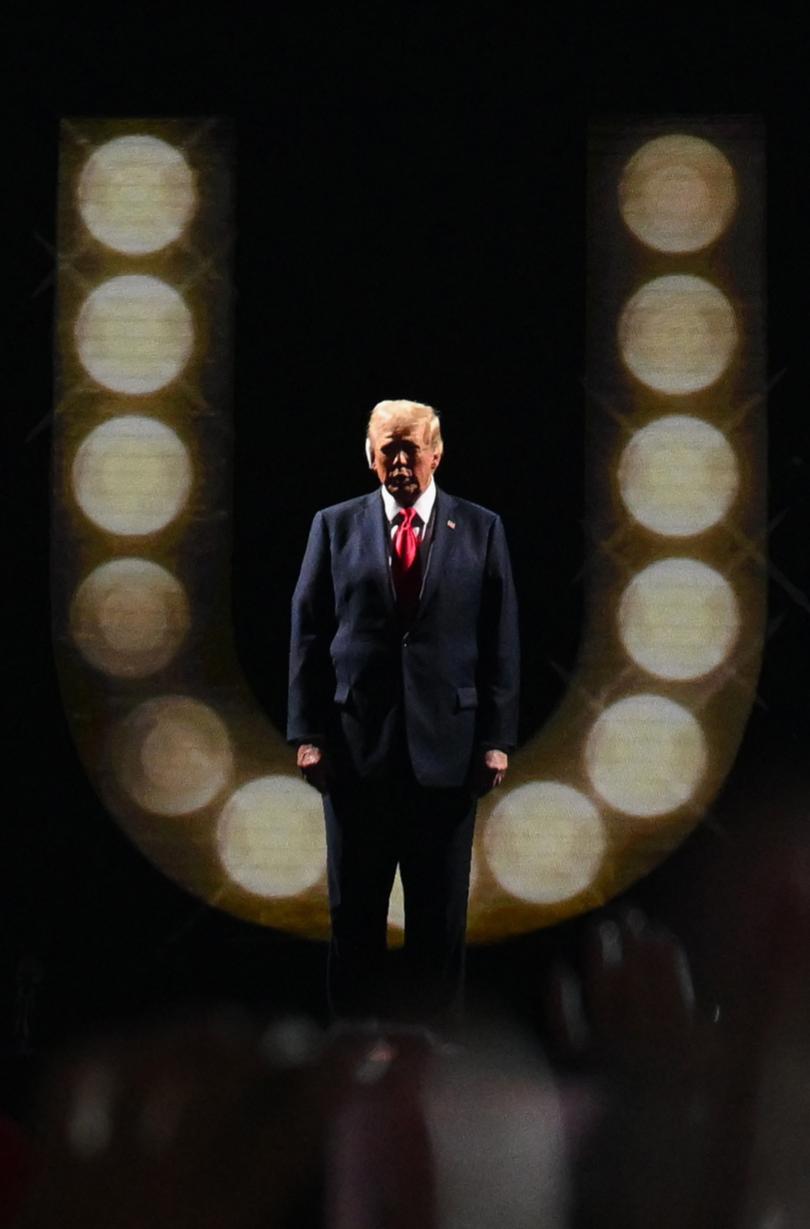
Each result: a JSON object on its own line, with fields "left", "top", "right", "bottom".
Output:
{"left": 447, "top": 519, "right": 456, "bottom": 529}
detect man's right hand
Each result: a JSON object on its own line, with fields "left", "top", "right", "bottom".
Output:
{"left": 296, "top": 744, "right": 330, "bottom": 793}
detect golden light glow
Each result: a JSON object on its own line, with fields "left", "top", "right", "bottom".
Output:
{"left": 618, "top": 275, "right": 737, "bottom": 394}
{"left": 619, "top": 558, "right": 739, "bottom": 680}
{"left": 618, "top": 415, "right": 738, "bottom": 536}
{"left": 71, "top": 416, "right": 192, "bottom": 536}
{"left": 50, "top": 116, "right": 766, "bottom": 944}
{"left": 115, "top": 696, "right": 233, "bottom": 816}
{"left": 216, "top": 776, "right": 326, "bottom": 898}
{"left": 75, "top": 275, "right": 194, "bottom": 394}
{"left": 389, "top": 867, "right": 406, "bottom": 930}
{"left": 388, "top": 856, "right": 479, "bottom": 931}
{"left": 70, "top": 558, "right": 190, "bottom": 677}
{"left": 77, "top": 135, "right": 197, "bottom": 255}
{"left": 484, "top": 782, "right": 606, "bottom": 904}
{"left": 585, "top": 694, "right": 706, "bottom": 817}
{"left": 619, "top": 134, "right": 736, "bottom": 253}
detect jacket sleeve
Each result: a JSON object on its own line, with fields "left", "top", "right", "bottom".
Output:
{"left": 287, "top": 511, "right": 337, "bottom": 745}
{"left": 476, "top": 515, "right": 520, "bottom": 752}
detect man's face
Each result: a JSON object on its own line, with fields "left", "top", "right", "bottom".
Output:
{"left": 370, "top": 420, "right": 441, "bottom": 506}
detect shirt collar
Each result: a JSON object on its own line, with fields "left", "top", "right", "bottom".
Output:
{"left": 380, "top": 478, "right": 437, "bottom": 525}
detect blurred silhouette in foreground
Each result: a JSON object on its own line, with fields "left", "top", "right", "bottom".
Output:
{"left": 13, "top": 852, "right": 810, "bottom": 1229}
{"left": 16, "top": 1011, "right": 568, "bottom": 1229}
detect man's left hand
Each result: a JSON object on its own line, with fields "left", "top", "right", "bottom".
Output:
{"left": 473, "top": 749, "right": 509, "bottom": 796}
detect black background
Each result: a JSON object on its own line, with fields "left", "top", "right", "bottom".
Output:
{"left": 5, "top": 8, "right": 810, "bottom": 1058}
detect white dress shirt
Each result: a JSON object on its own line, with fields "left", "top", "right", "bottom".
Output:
{"left": 380, "top": 478, "right": 437, "bottom": 540}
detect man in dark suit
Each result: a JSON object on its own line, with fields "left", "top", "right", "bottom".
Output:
{"left": 288, "top": 400, "right": 519, "bottom": 1026}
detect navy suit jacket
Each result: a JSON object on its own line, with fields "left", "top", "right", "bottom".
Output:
{"left": 287, "top": 486, "right": 520, "bottom": 788}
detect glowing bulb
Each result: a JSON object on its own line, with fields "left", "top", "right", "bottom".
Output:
{"left": 115, "top": 696, "right": 233, "bottom": 816}
{"left": 585, "top": 694, "right": 706, "bottom": 817}
{"left": 75, "top": 275, "right": 193, "bottom": 394}
{"left": 70, "top": 558, "right": 189, "bottom": 677}
{"left": 217, "top": 776, "right": 327, "bottom": 898}
{"left": 618, "top": 415, "right": 738, "bottom": 536}
{"left": 618, "top": 275, "right": 737, "bottom": 394}
{"left": 619, "top": 134, "right": 736, "bottom": 253}
{"left": 619, "top": 558, "right": 739, "bottom": 680}
{"left": 77, "top": 135, "right": 196, "bottom": 254}
{"left": 71, "top": 416, "right": 192, "bottom": 536}
{"left": 484, "top": 782, "right": 606, "bottom": 904}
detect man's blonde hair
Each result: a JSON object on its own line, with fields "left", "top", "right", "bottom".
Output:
{"left": 365, "top": 399, "right": 443, "bottom": 467}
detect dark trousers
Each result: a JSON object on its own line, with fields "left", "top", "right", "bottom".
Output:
{"left": 323, "top": 771, "right": 476, "bottom": 1030}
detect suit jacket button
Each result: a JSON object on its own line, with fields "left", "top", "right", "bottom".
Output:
{"left": 402, "top": 636, "right": 409, "bottom": 646}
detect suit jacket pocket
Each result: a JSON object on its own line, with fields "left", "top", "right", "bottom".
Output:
{"left": 456, "top": 686, "right": 478, "bottom": 711}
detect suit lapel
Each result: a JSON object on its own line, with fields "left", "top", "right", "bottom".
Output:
{"left": 417, "top": 487, "right": 457, "bottom": 617}
{"left": 358, "top": 490, "right": 396, "bottom": 615}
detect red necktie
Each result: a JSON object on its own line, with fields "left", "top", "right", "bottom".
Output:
{"left": 392, "top": 508, "right": 421, "bottom": 615}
